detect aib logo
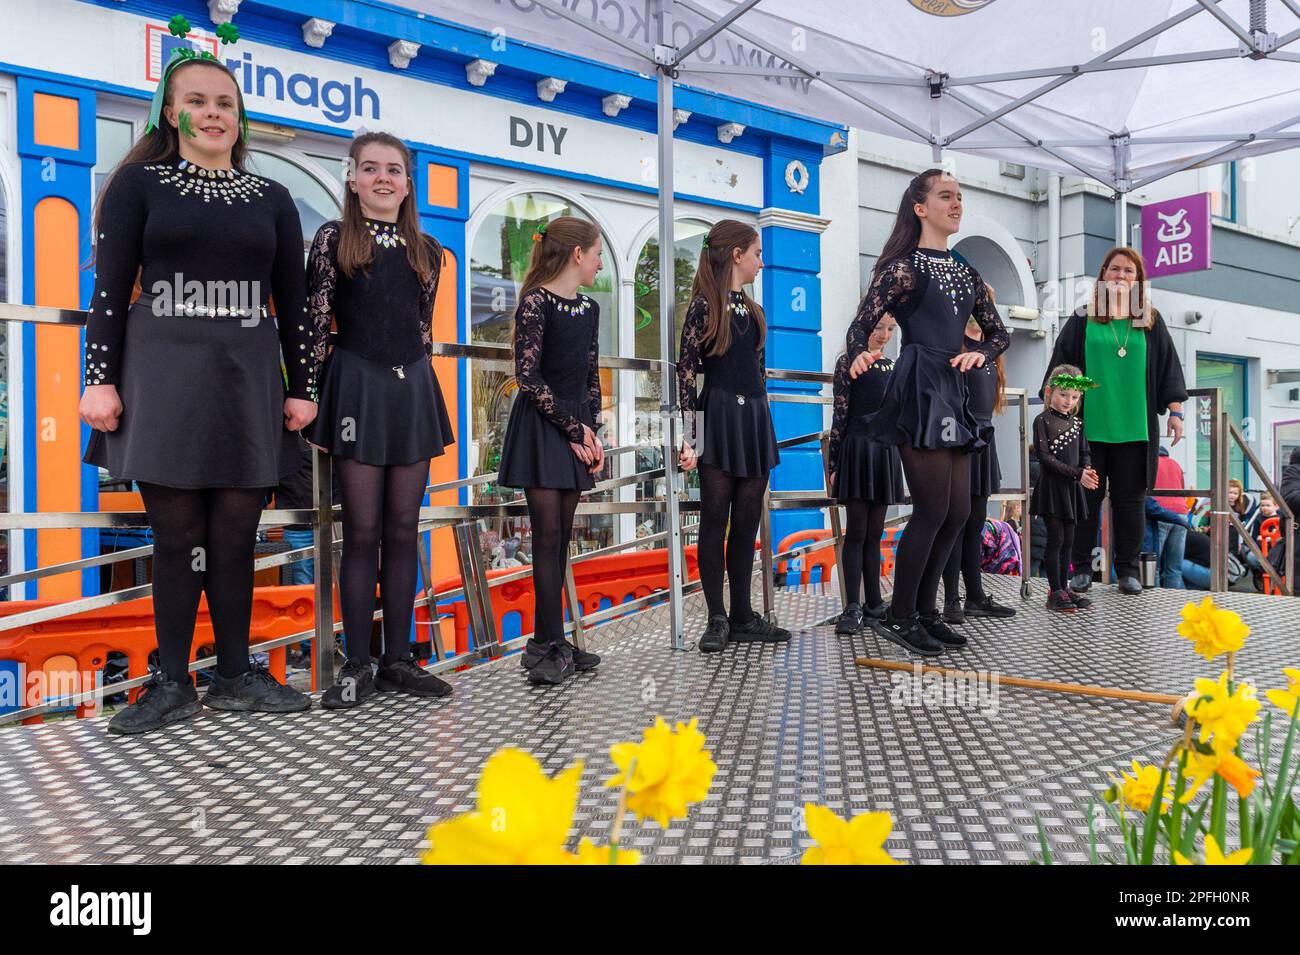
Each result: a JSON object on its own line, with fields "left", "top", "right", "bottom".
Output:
{"left": 908, "top": 0, "right": 998, "bottom": 16}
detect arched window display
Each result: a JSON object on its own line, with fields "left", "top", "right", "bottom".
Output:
{"left": 469, "top": 192, "right": 618, "bottom": 566}
{"left": 245, "top": 150, "right": 341, "bottom": 247}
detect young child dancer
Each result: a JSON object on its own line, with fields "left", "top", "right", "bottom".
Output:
{"left": 1031, "top": 366, "right": 1101, "bottom": 612}
{"left": 80, "top": 26, "right": 316, "bottom": 734}
{"left": 678, "top": 219, "right": 790, "bottom": 653}
{"left": 305, "top": 131, "right": 455, "bottom": 709}
{"left": 497, "top": 217, "right": 605, "bottom": 685}
{"left": 941, "top": 310, "right": 1017, "bottom": 623}
{"left": 846, "top": 170, "right": 1010, "bottom": 657}
{"left": 828, "top": 315, "right": 904, "bottom": 634}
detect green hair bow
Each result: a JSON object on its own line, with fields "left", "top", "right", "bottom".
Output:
{"left": 1048, "top": 373, "right": 1100, "bottom": 392}
{"left": 145, "top": 14, "right": 246, "bottom": 141}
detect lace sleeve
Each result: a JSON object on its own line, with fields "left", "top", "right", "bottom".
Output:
{"left": 1034, "top": 414, "right": 1082, "bottom": 482}
{"left": 305, "top": 223, "right": 339, "bottom": 403}
{"left": 967, "top": 269, "right": 1011, "bottom": 363}
{"left": 677, "top": 296, "right": 707, "bottom": 446}
{"left": 513, "top": 290, "right": 582, "bottom": 442}
{"left": 828, "top": 353, "right": 850, "bottom": 479}
{"left": 419, "top": 235, "right": 443, "bottom": 357}
{"left": 586, "top": 299, "right": 602, "bottom": 430}
{"left": 847, "top": 257, "right": 917, "bottom": 363}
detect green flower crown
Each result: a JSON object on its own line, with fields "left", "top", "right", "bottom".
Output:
{"left": 146, "top": 15, "right": 246, "bottom": 141}
{"left": 1048, "top": 373, "right": 1099, "bottom": 392}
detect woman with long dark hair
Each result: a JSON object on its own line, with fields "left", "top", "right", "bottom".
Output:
{"left": 80, "top": 31, "right": 316, "bottom": 733}
{"left": 846, "top": 170, "right": 1010, "bottom": 656}
{"left": 496, "top": 216, "right": 605, "bottom": 685}
{"left": 678, "top": 219, "right": 789, "bottom": 652}
{"left": 306, "top": 131, "right": 455, "bottom": 708}
{"left": 1041, "top": 246, "right": 1188, "bottom": 596}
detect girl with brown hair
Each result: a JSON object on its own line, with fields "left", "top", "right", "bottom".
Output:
{"left": 496, "top": 216, "right": 605, "bottom": 685}
{"left": 677, "top": 218, "right": 789, "bottom": 652}
{"left": 305, "top": 131, "right": 455, "bottom": 708}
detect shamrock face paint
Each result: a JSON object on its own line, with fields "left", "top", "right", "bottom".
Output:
{"left": 177, "top": 110, "right": 197, "bottom": 139}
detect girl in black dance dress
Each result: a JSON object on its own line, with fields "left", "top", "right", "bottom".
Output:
{"left": 828, "top": 315, "right": 905, "bottom": 634}
{"left": 941, "top": 307, "right": 1018, "bottom": 624}
{"left": 678, "top": 219, "right": 789, "bottom": 653}
{"left": 1031, "top": 365, "right": 1101, "bottom": 612}
{"left": 497, "top": 217, "right": 606, "bottom": 685}
{"left": 846, "top": 170, "right": 1010, "bottom": 657}
{"left": 80, "top": 37, "right": 315, "bottom": 734}
{"left": 305, "top": 131, "right": 455, "bottom": 709}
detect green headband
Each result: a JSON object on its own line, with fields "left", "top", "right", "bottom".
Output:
{"left": 1048, "top": 373, "right": 1099, "bottom": 392}
{"left": 145, "top": 15, "right": 247, "bottom": 142}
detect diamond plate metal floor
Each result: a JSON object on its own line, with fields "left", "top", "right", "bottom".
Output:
{"left": 1, "top": 575, "right": 1296, "bottom": 864}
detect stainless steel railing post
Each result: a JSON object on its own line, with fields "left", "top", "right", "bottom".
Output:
{"left": 760, "top": 487, "right": 776, "bottom": 620}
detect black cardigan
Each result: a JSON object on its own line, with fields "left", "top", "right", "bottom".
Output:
{"left": 1039, "top": 306, "right": 1189, "bottom": 492}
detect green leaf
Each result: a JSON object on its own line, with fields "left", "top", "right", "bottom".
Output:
{"left": 1178, "top": 803, "right": 1208, "bottom": 859}
{"left": 1035, "top": 818, "right": 1054, "bottom": 865}
{"left": 1139, "top": 766, "right": 1169, "bottom": 864}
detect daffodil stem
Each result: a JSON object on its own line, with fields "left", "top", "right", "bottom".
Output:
{"left": 609, "top": 755, "right": 637, "bottom": 865}
{"left": 1255, "top": 697, "right": 1300, "bottom": 864}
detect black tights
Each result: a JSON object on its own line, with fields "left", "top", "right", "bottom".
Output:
{"left": 942, "top": 494, "right": 989, "bottom": 605}
{"left": 139, "top": 482, "right": 268, "bottom": 683}
{"left": 697, "top": 463, "right": 768, "bottom": 623}
{"left": 841, "top": 500, "right": 888, "bottom": 610}
{"left": 1043, "top": 516, "right": 1076, "bottom": 593}
{"left": 892, "top": 447, "right": 971, "bottom": 618}
{"left": 525, "top": 488, "right": 580, "bottom": 645}
{"left": 336, "top": 458, "right": 431, "bottom": 666}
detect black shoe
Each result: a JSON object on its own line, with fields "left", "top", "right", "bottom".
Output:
{"left": 941, "top": 599, "right": 966, "bottom": 624}
{"left": 321, "top": 659, "right": 378, "bottom": 710}
{"left": 375, "top": 657, "right": 453, "bottom": 698}
{"left": 1069, "top": 572, "right": 1092, "bottom": 593}
{"left": 862, "top": 603, "right": 888, "bottom": 621}
{"left": 964, "top": 594, "right": 1017, "bottom": 618}
{"left": 1066, "top": 588, "right": 1093, "bottom": 610}
{"left": 521, "top": 638, "right": 599, "bottom": 672}
{"left": 525, "top": 641, "right": 575, "bottom": 685}
{"left": 871, "top": 612, "right": 945, "bottom": 657}
{"left": 203, "top": 664, "right": 311, "bottom": 713}
{"left": 1046, "top": 589, "right": 1078, "bottom": 612}
{"left": 918, "top": 610, "right": 967, "bottom": 648}
{"left": 835, "top": 603, "right": 865, "bottom": 635}
{"left": 1117, "top": 575, "right": 1142, "bottom": 595}
{"left": 699, "top": 615, "right": 730, "bottom": 653}
{"left": 107, "top": 671, "right": 201, "bottom": 735}
{"left": 729, "top": 614, "right": 792, "bottom": 643}
{"left": 567, "top": 642, "right": 601, "bottom": 671}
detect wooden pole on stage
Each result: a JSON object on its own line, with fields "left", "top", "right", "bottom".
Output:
{"left": 855, "top": 657, "right": 1183, "bottom": 706}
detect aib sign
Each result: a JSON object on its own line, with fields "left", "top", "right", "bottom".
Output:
{"left": 1141, "top": 192, "right": 1212, "bottom": 278}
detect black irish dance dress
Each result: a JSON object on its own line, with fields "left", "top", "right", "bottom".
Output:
{"left": 828, "top": 352, "right": 904, "bottom": 504}
{"left": 847, "top": 249, "right": 1009, "bottom": 452}
{"left": 303, "top": 219, "right": 453, "bottom": 464}
{"left": 497, "top": 287, "right": 602, "bottom": 490}
{"left": 1030, "top": 409, "right": 1091, "bottom": 521}
{"left": 964, "top": 334, "right": 1002, "bottom": 496}
{"left": 677, "top": 291, "right": 780, "bottom": 477}
{"left": 83, "top": 160, "right": 312, "bottom": 488}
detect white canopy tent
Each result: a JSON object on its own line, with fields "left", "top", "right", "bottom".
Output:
{"left": 393, "top": 0, "right": 1300, "bottom": 640}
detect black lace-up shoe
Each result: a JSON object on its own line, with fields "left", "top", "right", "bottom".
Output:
{"left": 871, "top": 612, "right": 945, "bottom": 657}
{"left": 203, "top": 664, "right": 311, "bottom": 713}
{"left": 1047, "top": 589, "right": 1078, "bottom": 613}
{"left": 699, "top": 615, "right": 730, "bottom": 653}
{"left": 863, "top": 602, "right": 888, "bottom": 620}
{"left": 525, "top": 640, "right": 575, "bottom": 685}
{"left": 107, "top": 671, "right": 201, "bottom": 735}
{"left": 566, "top": 642, "right": 600, "bottom": 671}
{"left": 964, "top": 594, "right": 1017, "bottom": 618}
{"left": 729, "top": 614, "right": 792, "bottom": 643}
{"left": 321, "top": 659, "right": 377, "bottom": 710}
{"left": 1066, "top": 588, "right": 1093, "bottom": 610}
{"left": 942, "top": 598, "right": 966, "bottom": 624}
{"left": 918, "top": 611, "right": 967, "bottom": 648}
{"left": 835, "top": 603, "right": 865, "bottom": 635}
{"left": 375, "top": 657, "right": 452, "bottom": 698}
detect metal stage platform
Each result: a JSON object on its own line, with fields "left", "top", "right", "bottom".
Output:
{"left": 1, "top": 575, "right": 1296, "bottom": 865}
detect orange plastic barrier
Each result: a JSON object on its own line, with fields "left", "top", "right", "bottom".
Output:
{"left": 1260, "top": 516, "right": 1282, "bottom": 595}
{"left": 775, "top": 528, "right": 836, "bottom": 587}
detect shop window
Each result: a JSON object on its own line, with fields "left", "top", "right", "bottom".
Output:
{"left": 468, "top": 192, "right": 617, "bottom": 565}
{"left": 245, "top": 150, "right": 341, "bottom": 247}
{"left": 93, "top": 117, "right": 135, "bottom": 201}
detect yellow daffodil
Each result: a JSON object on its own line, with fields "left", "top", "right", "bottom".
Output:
{"left": 574, "top": 837, "right": 641, "bottom": 865}
{"left": 606, "top": 716, "right": 717, "bottom": 828}
{"left": 1265, "top": 667, "right": 1300, "bottom": 720}
{"left": 1177, "top": 596, "right": 1248, "bottom": 661}
{"left": 1186, "top": 672, "right": 1260, "bottom": 752}
{"left": 800, "top": 803, "right": 902, "bottom": 865}
{"left": 1110, "top": 760, "right": 1172, "bottom": 814}
{"left": 1178, "top": 748, "right": 1261, "bottom": 803}
{"left": 423, "top": 748, "right": 584, "bottom": 865}
{"left": 1173, "top": 834, "right": 1253, "bottom": 866}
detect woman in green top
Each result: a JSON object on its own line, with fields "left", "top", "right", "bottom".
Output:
{"left": 1040, "top": 247, "right": 1189, "bottom": 595}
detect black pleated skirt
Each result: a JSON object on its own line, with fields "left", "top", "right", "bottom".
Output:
{"left": 84, "top": 302, "right": 300, "bottom": 488}
{"left": 305, "top": 345, "right": 453, "bottom": 466}
{"left": 697, "top": 387, "right": 780, "bottom": 478}
{"left": 836, "top": 430, "right": 905, "bottom": 504}
{"left": 865, "top": 343, "right": 986, "bottom": 453}
{"left": 1030, "top": 473, "right": 1088, "bottom": 521}
{"left": 497, "top": 393, "right": 596, "bottom": 490}
{"left": 970, "top": 425, "right": 1002, "bottom": 497}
